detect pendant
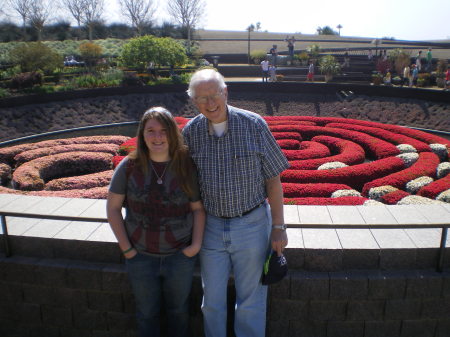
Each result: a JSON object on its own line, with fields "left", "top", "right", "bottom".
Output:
{"left": 157, "top": 178, "right": 163, "bottom": 184}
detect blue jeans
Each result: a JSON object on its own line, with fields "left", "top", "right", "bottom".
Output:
{"left": 126, "top": 251, "right": 197, "bottom": 337}
{"left": 200, "top": 202, "right": 271, "bottom": 337}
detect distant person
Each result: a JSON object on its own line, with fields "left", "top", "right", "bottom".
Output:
{"left": 416, "top": 50, "right": 422, "bottom": 71}
{"left": 445, "top": 67, "right": 450, "bottom": 90}
{"left": 426, "top": 48, "right": 433, "bottom": 72}
{"left": 402, "top": 64, "right": 411, "bottom": 87}
{"left": 411, "top": 64, "right": 419, "bottom": 86}
{"left": 285, "top": 36, "right": 296, "bottom": 61}
{"left": 342, "top": 50, "right": 350, "bottom": 68}
{"left": 368, "top": 49, "right": 373, "bottom": 61}
{"left": 307, "top": 60, "right": 314, "bottom": 81}
{"left": 269, "top": 64, "right": 277, "bottom": 82}
{"left": 384, "top": 69, "right": 391, "bottom": 85}
{"left": 261, "top": 58, "right": 270, "bottom": 82}
{"left": 269, "top": 44, "right": 278, "bottom": 66}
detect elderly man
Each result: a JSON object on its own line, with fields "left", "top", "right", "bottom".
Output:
{"left": 182, "top": 68, "right": 289, "bottom": 337}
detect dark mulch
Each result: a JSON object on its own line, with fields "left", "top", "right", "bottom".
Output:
{"left": 0, "top": 91, "right": 449, "bottom": 143}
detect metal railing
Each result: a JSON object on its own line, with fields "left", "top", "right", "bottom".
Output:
{"left": 1, "top": 210, "right": 448, "bottom": 272}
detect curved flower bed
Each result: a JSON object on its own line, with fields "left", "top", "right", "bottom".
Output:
{"left": 13, "top": 152, "right": 113, "bottom": 191}
{"left": 0, "top": 116, "right": 448, "bottom": 205}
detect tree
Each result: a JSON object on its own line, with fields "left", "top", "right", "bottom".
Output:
{"left": 167, "top": 0, "right": 206, "bottom": 54}
{"left": 316, "top": 26, "right": 338, "bottom": 35}
{"left": 62, "top": 0, "right": 104, "bottom": 40}
{"left": 118, "top": 0, "right": 156, "bottom": 36}
{"left": 64, "top": 0, "right": 85, "bottom": 28}
{"left": 120, "top": 35, "right": 187, "bottom": 72}
{"left": 8, "top": 0, "right": 32, "bottom": 40}
{"left": 28, "top": 0, "right": 51, "bottom": 41}
{"left": 80, "top": 0, "right": 105, "bottom": 40}
{"left": 336, "top": 24, "right": 342, "bottom": 36}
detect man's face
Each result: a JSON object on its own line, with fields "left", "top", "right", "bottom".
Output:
{"left": 192, "top": 80, "right": 228, "bottom": 124}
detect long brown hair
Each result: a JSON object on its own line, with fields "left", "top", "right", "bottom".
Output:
{"left": 129, "top": 107, "right": 194, "bottom": 197}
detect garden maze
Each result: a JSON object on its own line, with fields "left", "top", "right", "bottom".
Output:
{"left": 0, "top": 116, "right": 449, "bottom": 206}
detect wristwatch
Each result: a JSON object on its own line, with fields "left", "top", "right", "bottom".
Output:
{"left": 272, "top": 224, "right": 287, "bottom": 231}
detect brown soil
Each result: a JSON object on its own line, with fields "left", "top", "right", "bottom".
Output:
{"left": 0, "top": 91, "right": 449, "bottom": 143}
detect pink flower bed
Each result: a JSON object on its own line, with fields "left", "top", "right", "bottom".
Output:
{"left": 0, "top": 116, "right": 448, "bottom": 205}
{"left": 14, "top": 144, "right": 119, "bottom": 166}
{"left": 0, "top": 135, "right": 129, "bottom": 166}
{"left": 12, "top": 152, "right": 112, "bottom": 190}
{"left": 45, "top": 170, "right": 113, "bottom": 191}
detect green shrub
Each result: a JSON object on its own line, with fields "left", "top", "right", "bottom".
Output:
{"left": 9, "top": 42, "right": 62, "bottom": 74}
{"left": 250, "top": 50, "right": 267, "bottom": 64}
{"left": 120, "top": 72, "right": 143, "bottom": 86}
{"left": 79, "top": 42, "right": 103, "bottom": 68}
{"left": 100, "top": 67, "right": 124, "bottom": 82}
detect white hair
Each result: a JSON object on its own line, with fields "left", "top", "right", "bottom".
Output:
{"left": 187, "top": 68, "right": 227, "bottom": 98}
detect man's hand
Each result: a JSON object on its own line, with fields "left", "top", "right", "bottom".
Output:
{"left": 271, "top": 229, "right": 288, "bottom": 256}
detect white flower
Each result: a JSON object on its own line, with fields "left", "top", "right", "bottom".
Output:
{"left": 396, "top": 153, "right": 419, "bottom": 167}
{"left": 331, "top": 189, "right": 362, "bottom": 198}
{"left": 430, "top": 143, "right": 449, "bottom": 162}
{"left": 436, "top": 189, "right": 450, "bottom": 203}
{"left": 405, "top": 176, "right": 434, "bottom": 194}
{"left": 363, "top": 200, "right": 384, "bottom": 206}
{"left": 436, "top": 162, "right": 450, "bottom": 179}
{"left": 317, "top": 161, "right": 348, "bottom": 170}
{"left": 368, "top": 185, "right": 398, "bottom": 201}
{"left": 396, "top": 144, "right": 417, "bottom": 154}
{"left": 397, "top": 195, "right": 443, "bottom": 205}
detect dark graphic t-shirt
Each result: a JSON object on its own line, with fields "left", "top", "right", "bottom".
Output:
{"left": 109, "top": 157, "right": 200, "bottom": 255}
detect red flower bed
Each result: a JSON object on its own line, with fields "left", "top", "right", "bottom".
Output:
{"left": 417, "top": 174, "right": 450, "bottom": 199}
{"left": 277, "top": 139, "right": 301, "bottom": 150}
{"left": 362, "top": 152, "right": 440, "bottom": 196}
{"left": 45, "top": 170, "right": 113, "bottom": 191}
{"left": 289, "top": 136, "right": 366, "bottom": 170}
{"left": 284, "top": 196, "right": 369, "bottom": 205}
{"left": 12, "top": 152, "right": 112, "bottom": 191}
{"left": 325, "top": 123, "right": 432, "bottom": 152}
{"left": 282, "top": 183, "right": 353, "bottom": 198}
{"left": 282, "top": 141, "right": 330, "bottom": 160}
{"left": 281, "top": 157, "right": 406, "bottom": 190}
{"left": 272, "top": 132, "right": 302, "bottom": 142}
{"left": 380, "top": 190, "right": 411, "bottom": 205}
{"left": 117, "top": 137, "right": 137, "bottom": 155}
{"left": 14, "top": 144, "right": 119, "bottom": 166}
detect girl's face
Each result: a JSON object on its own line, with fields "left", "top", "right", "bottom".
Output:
{"left": 143, "top": 118, "right": 169, "bottom": 158}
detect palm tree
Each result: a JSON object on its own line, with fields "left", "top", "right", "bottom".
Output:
{"left": 336, "top": 24, "right": 343, "bottom": 36}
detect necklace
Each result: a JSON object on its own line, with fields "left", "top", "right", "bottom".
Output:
{"left": 150, "top": 161, "right": 168, "bottom": 184}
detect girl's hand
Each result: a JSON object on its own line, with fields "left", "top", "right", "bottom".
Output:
{"left": 182, "top": 244, "right": 201, "bottom": 257}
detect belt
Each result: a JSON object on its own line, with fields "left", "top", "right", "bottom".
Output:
{"left": 218, "top": 201, "right": 265, "bottom": 219}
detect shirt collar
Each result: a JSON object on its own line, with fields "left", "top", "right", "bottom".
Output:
{"left": 207, "top": 105, "right": 232, "bottom": 136}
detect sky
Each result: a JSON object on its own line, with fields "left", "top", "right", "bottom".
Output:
{"left": 2, "top": 0, "right": 449, "bottom": 41}
{"left": 100, "top": 0, "right": 450, "bottom": 41}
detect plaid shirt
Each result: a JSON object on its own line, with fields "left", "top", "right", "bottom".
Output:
{"left": 183, "top": 105, "right": 289, "bottom": 218}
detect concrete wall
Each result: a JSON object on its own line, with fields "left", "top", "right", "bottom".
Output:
{"left": 1, "top": 237, "right": 450, "bottom": 337}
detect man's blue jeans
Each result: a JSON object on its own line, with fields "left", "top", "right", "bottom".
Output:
{"left": 126, "top": 251, "right": 197, "bottom": 337}
{"left": 200, "top": 202, "right": 271, "bottom": 337}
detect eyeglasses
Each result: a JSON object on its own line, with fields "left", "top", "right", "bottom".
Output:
{"left": 194, "top": 92, "right": 223, "bottom": 104}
